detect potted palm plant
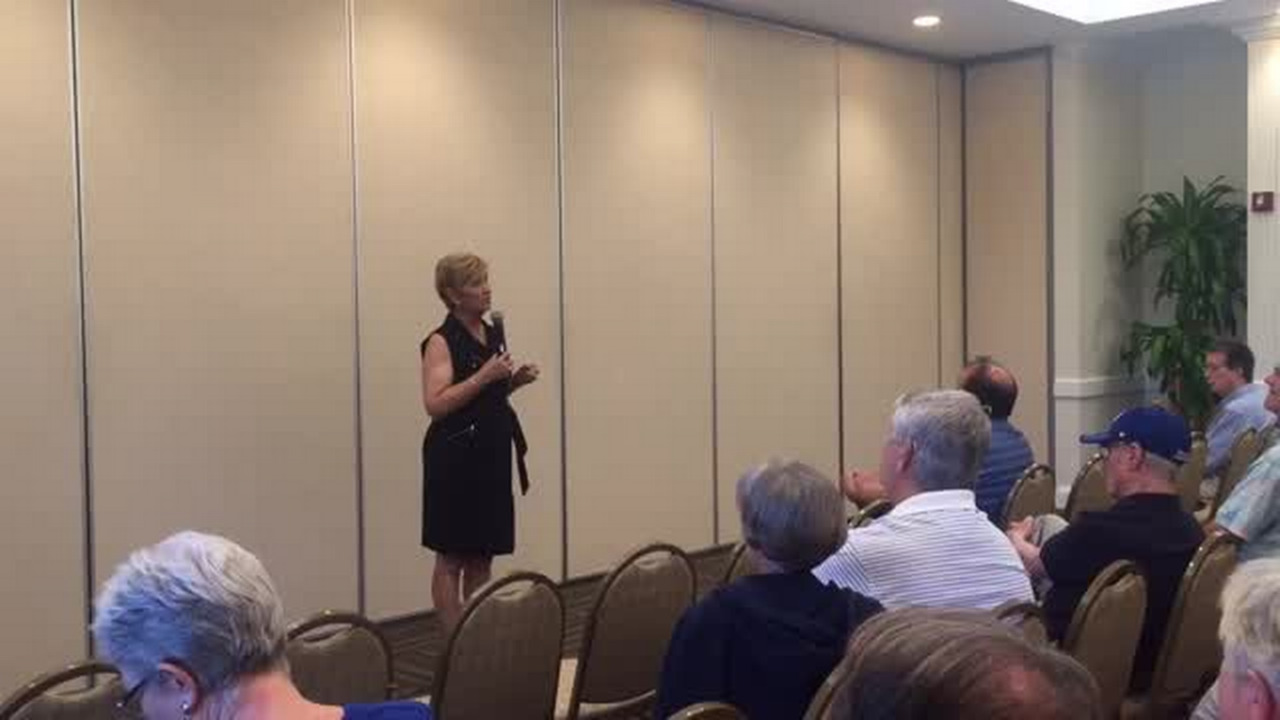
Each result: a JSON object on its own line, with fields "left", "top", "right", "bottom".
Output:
{"left": 1120, "top": 176, "right": 1246, "bottom": 429}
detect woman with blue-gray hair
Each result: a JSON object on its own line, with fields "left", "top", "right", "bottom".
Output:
{"left": 656, "top": 460, "right": 883, "bottom": 720}
{"left": 93, "top": 531, "right": 431, "bottom": 720}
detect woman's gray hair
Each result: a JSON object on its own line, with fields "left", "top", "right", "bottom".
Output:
{"left": 1219, "top": 558, "right": 1280, "bottom": 688}
{"left": 737, "top": 460, "right": 847, "bottom": 572}
{"left": 833, "top": 608, "right": 1101, "bottom": 720}
{"left": 892, "top": 390, "right": 991, "bottom": 492}
{"left": 92, "top": 531, "right": 288, "bottom": 692}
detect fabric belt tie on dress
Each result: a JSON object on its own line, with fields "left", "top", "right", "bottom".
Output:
{"left": 510, "top": 406, "right": 530, "bottom": 495}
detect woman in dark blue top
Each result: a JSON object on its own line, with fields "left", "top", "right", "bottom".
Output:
{"left": 92, "top": 531, "right": 435, "bottom": 720}
{"left": 657, "top": 461, "right": 883, "bottom": 719}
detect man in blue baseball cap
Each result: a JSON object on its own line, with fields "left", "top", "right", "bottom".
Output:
{"left": 1007, "top": 406, "right": 1204, "bottom": 691}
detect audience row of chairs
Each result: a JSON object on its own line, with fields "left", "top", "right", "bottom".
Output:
{"left": 0, "top": 543, "right": 701, "bottom": 720}
{"left": 0, "top": 611, "right": 397, "bottom": 720}
{"left": 983, "top": 426, "right": 1261, "bottom": 529}
{"left": 1063, "top": 429, "right": 1265, "bottom": 525}
{"left": 3, "top": 430, "right": 1258, "bottom": 720}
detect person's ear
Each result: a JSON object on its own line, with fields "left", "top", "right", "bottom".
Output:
{"left": 1244, "top": 669, "right": 1277, "bottom": 720}
{"left": 896, "top": 441, "right": 914, "bottom": 477}
{"left": 156, "top": 662, "right": 201, "bottom": 716}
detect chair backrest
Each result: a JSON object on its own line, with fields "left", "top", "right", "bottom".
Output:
{"left": 666, "top": 701, "right": 747, "bottom": 719}
{"left": 850, "top": 499, "right": 893, "bottom": 529}
{"left": 1175, "top": 432, "right": 1209, "bottom": 513}
{"left": 721, "top": 542, "right": 757, "bottom": 586}
{"left": 0, "top": 661, "right": 121, "bottom": 720}
{"left": 1260, "top": 423, "right": 1280, "bottom": 453}
{"left": 1212, "top": 428, "right": 1263, "bottom": 517}
{"left": 433, "top": 571, "right": 564, "bottom": 720}
{"left": 1064, "top": 452, "right": 1111, "bottom": 522}
{"left": 801, "top": 650, "right": 857, "bottom": 720}
{"left": 1001, "top": 463, "right": 1056, "bottom": 529}
{"left": 1144, "top": 533, "right": 1239, "bottom": 714}
{"left": 992, "top": 599, "right": 1050, "bottom": 646}
{"left": 286, "top": 610, "right": 395, "bottom": 705}
{"left": 565, "top": 542, "right": 697, "bottom": 720}
{"left": 1060, "top": 560, "right": 1148, "bottom": 718}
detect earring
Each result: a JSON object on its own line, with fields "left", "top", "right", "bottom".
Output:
{"left": 181, "top": 700, "right": 192, "bottom": 719}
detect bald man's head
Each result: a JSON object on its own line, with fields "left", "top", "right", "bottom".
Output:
{"left": 959, "top": 357, "right": 1019, "bottom": 420}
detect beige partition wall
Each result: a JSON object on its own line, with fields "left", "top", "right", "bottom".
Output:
{"left": 840, "top": 47, "right": 945, "bottom": 470}
{"left": 710, "top": 18, "right": 839, "bottom": 540}
{"left": 965, "top": 54, "right": 1051, "bottom": 460}
{"left": 355, "top": 0, "right": 561, "bottom": 617}
{"left": 939, "top": 66, "right": 966, "bottom": 378}
{"left": 78, "top": 0, "right": 359, "bottom": 614}
{"left": 561, "top": 0, "right": 714, "bottom": 574}
{"left": 0, "top": 0, "right": 86, "bottom": 684}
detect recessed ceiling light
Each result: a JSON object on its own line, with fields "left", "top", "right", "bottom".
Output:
{"left": 913, "top": 14, "right": 942, "bottom": 28}
{"left": 1006, "top": 0, "right": 1225, "bottom": 24}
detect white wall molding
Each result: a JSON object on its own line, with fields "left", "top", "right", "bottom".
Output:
{"left": 1234, "top": 17, "right": 1280, "bottom": 43}
{"left": 1053, "top": 374, "right": 1145, "bottom": 399}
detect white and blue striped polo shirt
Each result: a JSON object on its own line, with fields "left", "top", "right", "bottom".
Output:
{"left": 813, "top": 489, "right": 1034, "bottom": 609}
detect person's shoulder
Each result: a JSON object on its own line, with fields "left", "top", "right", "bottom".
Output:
{"left": 838, "top": 586, "right": 885, "bottom": 620}
{"left": 674, "top": 584, "right": 737, "bottom": 631}
{"left": 343, "top": 701, "right": 433, "bottom": 720}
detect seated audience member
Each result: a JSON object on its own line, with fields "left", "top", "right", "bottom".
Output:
{"left": 1205, "top": 341, "right": 1274, "bottom": 481}
{"left": 1007, "top": 406, "right": 1203, "bottom": 690}
{"left": 1192, "top": 559, "right": 1280, "bottom": 720}
{"left": 1215, "top": 365, "right": 1280, "bottom": 562}
{"left": 815, "top": 390, "right": 1034, "bottom": 609}
{"left": 831, "top": 608, "right": 1102, "bottom": 720}
{"left": 958, "top": 356, "right": 1035, "bottom": 524}
{"left": 656, "top": 460, "right": 883, "bottom": 720}
{"left": 93, "top": 531, "right": 431, "bottom": 720}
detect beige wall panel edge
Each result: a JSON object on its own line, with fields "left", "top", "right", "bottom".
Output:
{"left": 80, "top": 0, "right": 358, "bottom": 616}
{"left": 562, "top": 0, "right": 714, "bottom": 575}
{"left": 355, "top": 0, "right": 561, "bottom": 618}
{"left": 711, "top": 17, "right": 839, "bottom": 542}
{"left": 0, "top": 0, "right": 87, "bottom": 684}
{"left": 840, "top": 46, "right": 942, "bottom": 471}
{"left": 938, "top": 66, "right": 965, "bottom": 381}
{"left": 964, "top": 55, "right": 1051, "bottom": 460}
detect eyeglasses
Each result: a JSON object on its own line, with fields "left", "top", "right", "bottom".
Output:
{"left": 116, "top": 673, "right": 154, "bottom": 719}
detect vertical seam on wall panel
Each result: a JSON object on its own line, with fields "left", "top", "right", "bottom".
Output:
{"left": 68, "top": 0, "right": 94, "bottom": 653}
{"left": 1044, "top": 49, "right": 1057, "bottom": 468}
{"left": 935, "top": 65, "right": 943, "bottom": 385}
{"left": 707, "top": 14, "right": 720, "bottom": 545}
{"left": 344, "top": 0, "right": 366, "bottom": 616}
{"left": 554, "top": 0, "right": 569, "bottom": 583}
{"left": 960, "top": 67, "right": 969, "bottom": 363}
{"left": 834, "top": 43, "right": 846, "bottom": 477}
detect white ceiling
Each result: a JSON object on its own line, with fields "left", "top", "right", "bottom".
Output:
{"left": 691, "top": 0, "right": 1276, "bottom": 59}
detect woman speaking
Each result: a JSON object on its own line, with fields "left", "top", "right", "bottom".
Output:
{"left": 420, "top": 253, "right": 537, "bottom": 629}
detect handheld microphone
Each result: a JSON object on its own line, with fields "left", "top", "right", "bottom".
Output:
{"left": 490, "top": 310, "right": 507, "bottom": 354}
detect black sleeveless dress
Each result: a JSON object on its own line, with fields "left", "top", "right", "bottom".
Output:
{"left": 420, "top": 314, "right": 517, "bottom": 555}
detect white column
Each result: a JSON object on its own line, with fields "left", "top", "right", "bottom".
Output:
{"left": 1236, "top": 19, "right": 1280, "bottom": 365}
{"left": 1051, "top": 41, "right": 1147, "bottom": 497}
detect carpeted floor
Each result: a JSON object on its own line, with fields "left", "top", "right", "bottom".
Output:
{"left": 382, "top": 545, "right": 735, "bottom": 701}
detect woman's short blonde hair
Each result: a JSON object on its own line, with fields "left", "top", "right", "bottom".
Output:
{"left": 434, "top": 253, "right": 488, "bottom": 307}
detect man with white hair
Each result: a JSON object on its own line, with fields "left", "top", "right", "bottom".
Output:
{"left": 813, "top": 390, "right": 1034, "bottom": 609}
{"left": 1193, "top": 559, "right": 1280, "bottom": 719}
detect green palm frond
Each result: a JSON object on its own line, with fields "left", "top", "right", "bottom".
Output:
{"left": 1120, "top": 176, "right": 1246, "bottom": 429}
